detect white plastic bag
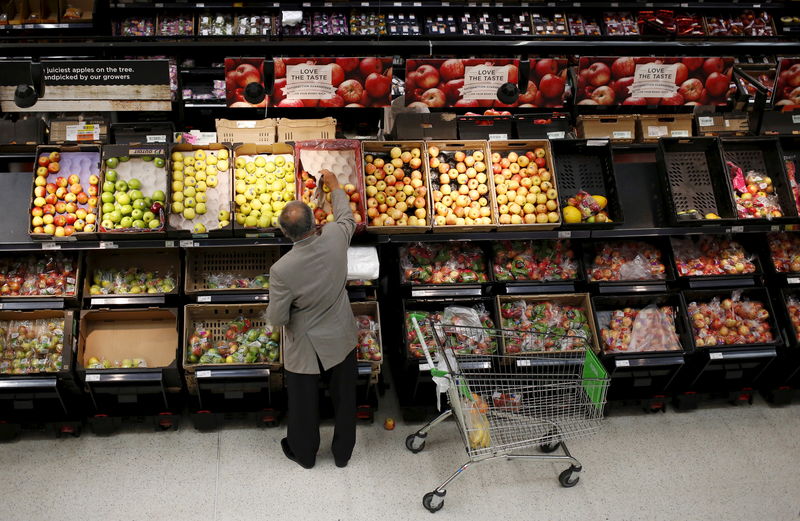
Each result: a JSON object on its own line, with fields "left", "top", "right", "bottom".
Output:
{"left": 347, "top": 246, "right": 380, "bottom": 281}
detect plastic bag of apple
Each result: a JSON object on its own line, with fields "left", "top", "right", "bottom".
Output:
{"left": 86, "top": 357, "right": 147, "bottom": 369}
{"left": 187, "top": 317, "right": 280, "bottom": 365}
{"left": 500, "top": 300, "right": 591, "bottom": 353}
{"left": 589, "top": 241, "right": 666, "bottom": 281}
{"left": 355, "top": 314, "right": 381, "bottom": 362}
{"left": 0, "top": 253, "right": 77, "bottom": 297}
{"left": 491, "top": 145, "right": 560, "bottom": 226}
{"left": 99, "top": 151, "right": 168, "bottom": 233}
{"left": 88, "top": 268, "right": 176, "bottom": 296}
{"left": 562, "top": 191, "right": 612, "bottom": 224}
{"left": 170, "top": 146, "right": 233, "bottom": 234}
{"left": 296, "top": 140, "right": 366, "bottom": 230}
{"left": 492, "top": 240, "right": 578, "bottom": 281}
{"left": 404, "top": 306, "right": 497, "bottom": 358}
{"left": 429, "top": 144, "right": 494, "bottom": 228}
{"left": 672, "top": 236, "right": 756, "bottom": 277}
{"left": 400, "top": 242, "right": 488, "bottom": 284}
{"left": 767, "top": 232, "right": 800, "bottom": 273}
{"left": 30, "top": 149, "right": 101, "bottom": 238}
{"left": 726, "top": 161, "right": 784, "bottom": 219}
{"left": 363, "top": 144, "right": 429, "bottom": 229}
{"left": 688, "top": 293, "right": 773, "bottom": 347}
{"left": 0, "top": 318, "right": 65, "bottom": 375}
{"left": 599, "top": 305, "right": 681, "bottom": 354}
{"left": 205, "top": 272, "right": 269, "bottom": 290}
{"left": 786, "top": 296, "right": 800, "bottom": 342}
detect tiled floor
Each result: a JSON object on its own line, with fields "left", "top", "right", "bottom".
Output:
{"left": 0, "top": 389, "right": 798, "bottom": 521}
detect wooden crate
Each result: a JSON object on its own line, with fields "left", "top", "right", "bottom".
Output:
{"left": 231, "top": 143, "right": 295, "bottom": 235}
{"left": 362, "top": 141, "right": 432, "bottom": 234}
{"left": 184, "top": 246, "right": 280, "bottom": 294}
{"left": 488, "top": 140, "right": 561, "bottom": 231}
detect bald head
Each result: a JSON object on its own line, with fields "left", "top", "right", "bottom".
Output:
{"left": 279, "top": 201, "right": 314, "bottom": 241}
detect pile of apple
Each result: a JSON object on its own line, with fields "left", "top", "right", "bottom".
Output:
{"left": 404, "top": 306, "right": 497, "bottom": 358}
{"left": 768, "top": 232, "right": 800, "bottom": 273}
{"left": 364, "top": 146, "right": 428, "bottom": 228}
{"left": 355, "top": 314, "right": 382, "bottom": 362}
{"left": 562, "top": 191, "right": 611, "bottom": 224}
{"left": 688, "top": 296, "right": 773, "bottom": 347}
{"left": 672, "top": 236, "right": 756, "bottom": 277}
{"left": 429, "top": 146, "right": 493, "bottom": 227}
{"left": 31, "top": 152, "right": 98, "bottom": 237}
{"left": 786, "top": 296, "right": 800, "bottom": 342}
{"left": 730, "top": 167, "right": 783, "bottom": 219}
{"left": 500, "top": 300, "right": 592, "bottom": 353}
{"left": 88, "top": 268, "right": 176, "bottom": 296}
{"left": 492, "top": 147, "right": 559, "bottom": 225}
{"left": 588, "top": 241, "right": 666, "bottom": 281}
{"left": 172, "top": 149, "right": 231, "bottom": 233}
{"left": 0, "top": 253, "right": 78, "bottom": 297}
{"left": 232, "top": 153, "right": 294, "bottom": 229}
{"left": 0, "top": 318, "right": 65, "bottom": 375}
{"left": 300, "top": 172, "right": 362, "bottom": 226}
{"left": 100, "top": 157, "right": 166, "bottom": 231}
{"left": 187, "top": 317, "right": 280, "bottom": 365}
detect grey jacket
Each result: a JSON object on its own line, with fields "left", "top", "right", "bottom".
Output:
{"left": 265, "top": 188, "right": 358, "bottom": 374}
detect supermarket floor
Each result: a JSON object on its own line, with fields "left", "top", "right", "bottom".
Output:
{"left": 1, "top": 390, "right": 799, "bottom": 521}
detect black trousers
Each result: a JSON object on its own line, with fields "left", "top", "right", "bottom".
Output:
{"left": 285, "top": 350, "right": 357, "bottom": 467}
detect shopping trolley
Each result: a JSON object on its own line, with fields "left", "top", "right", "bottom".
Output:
{"left": 405, "top": 317, "right": 610, "bottom": 513}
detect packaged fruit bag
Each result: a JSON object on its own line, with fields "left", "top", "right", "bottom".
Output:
{"left": 671, "top": 236, "right": 756, "bottom": 277}
{"left": 491, "top": 146, "right": 560, "bottom": 226}
{"left": 786, "top": 296, "right": 800, "bottom": 343}
{"left": 0, "top": 253, "right": 77, "bottom": 297}
{"left": 404, "top": 305, "right": 497, "bottom": 358}
{"left": 588, "top": 241, "right": 666, "bottom": 281}
{"left": 400, "top": 242, "right": 488, "bottom": 284}
{"left": 726, "top": 161, "right": 783, "bottom": 219}
{"left": 499, "top": 299, "right": 592, "bottom": 353}
{"left": 598, "top": 305, "right": 681, "bottom": 353}
{"left": 0, "top": 317, "right": 65, "bottom": 375}
{"left": 232, "top": 146, "right": 295, "bottom": 230}
{"left": 297, "top": 140, "right": 365, "bottom": 229}
{"left": 187, "top": 316, "right": 280, "bottom": 365}
{"left": 562, "top": 191, "right": 612, "bottom": 224}
{"left": 492, "top": 240, "right": 578, "bottom": 282}
{"left": 363, "top": 144, "right": 429, "bottom": 228}
{"left": 86, "top": 357, "right": 147, "bottom": 369}
{"left": 355, "top": 314, "right": 382, "bottom": 362}
{"left": 204, "top": 272, "right": 269, "bottom": 290}
{"left": 88, "top": 268, "right": 176, "bottom": 295}
{"left": 171, "top": 146, "right": 233, "bottom": 233}
{"left": 30, "top": 149, "right": 101, "bottom": 237}
{"left": 767, "top": 232, "right": 800, "bottom": 273}
{"left": 687, "top": 292, "right": 773, "bottom": 347}
{"left": 428, "top": 145, "right": 494, "bottom": 228}
{"left": 99, "top": 150, "right": 168, "bottom": 232}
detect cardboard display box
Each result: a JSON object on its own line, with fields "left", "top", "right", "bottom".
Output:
{"left": 216, "top": 119, "right": 277, "bottom": 146}
{"left": 695, "top": 112, "right": 750, "bottom": 136}
{"left": 638, "top": 114, "right": 694, "bottom": 142}
{"left": 83, "top": 248, "right": 180, "bottom": 298}
{"left": 577, "top": 115, "right": 637, "bottom": 143}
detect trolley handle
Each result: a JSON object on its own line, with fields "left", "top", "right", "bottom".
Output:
{"left": 410, "top": 316, "right": 447, "bottom": 378}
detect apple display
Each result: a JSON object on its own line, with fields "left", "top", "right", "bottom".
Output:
{"left": 428, "top": 145, "right": 494, "bottom": 228}
{"left": 88, "top": 267, "right": 176, "bottom": 296}
{"left": 186, "top": 318, "right": 280, "bottom": 365}
{"left": 363, "top": 145, "right": 428, "bottom": 228}
{"left": 100, "top": 151, "right": 168, "bottom": 232}
{"left": 230, "top": 150, "right": 295, "bottom": 230}
{"left": 492, "top": 146, "right": 560, "bottom": 226}
{"left": 0, "top": 317, "right": 66, "bottom": 374}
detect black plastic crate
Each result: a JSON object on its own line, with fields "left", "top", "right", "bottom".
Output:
{"left": 761, "top": 232, "right": 800, "bottom": 286}
{"left": 582, "top": 237, "right": 674, "bottom": 291}
{"left": 488, "top": 239, "right": 586, "bottom": 289}
{"left": 550, "top": 139, "right": 623, "bottom": 228}
{"left": 657, "top": 137, "right": 737, "bottom": 225}
{"left": 457, "top": 115, "right": 513, "bottom": 140}
{"left": 669, "top": 234, "right": 764, "bottom": 289}
{"left": 514, "top": 113, "right": 573, "bottom": 139}
{"left": 719, "top": 137, "right": 798, "bottom": 222}
{"left": 111, "top": 122, "right": 175, "bottom": 145}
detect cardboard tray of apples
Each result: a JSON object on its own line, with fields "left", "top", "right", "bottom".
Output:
{"left": 362, "top": 141, "right": 433, "bottom": 233}
{"left": 488, "top": 140, "right": 562, "bottom": 231}
{"left": 168, "top": 144, "right": 234, "bottom": 237}
{"left": 29, "top": 145, "right": 102, "bottom": 240}
{"left": 295, "top": 140, "right": 367, "bottom": 233}
{"left": 231, "top": 143, "right": 296, "bottom": 236}
{"left": 98, "top": 145, "right": 169, "bottom": 236}
{"left": 427, "top": 140, "right": 498, "bottom": 232}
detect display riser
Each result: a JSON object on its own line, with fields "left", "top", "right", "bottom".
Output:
{"left": 88, "top": 411, "right": 182, "bottom": 435}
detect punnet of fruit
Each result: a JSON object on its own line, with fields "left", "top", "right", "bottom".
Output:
{"left": 767, "top": 232, "right": 800, "bottom": 273}
{"left": 687, "top": 292, "right": 773, "bottom": 347}
{"left": 400, "top": 242, "right": 488, "bottom": 284}
{"left": 88, "top": 268, "right": 176, "bottom": 296}
{"left": 588, "top": 241, "right": 666, "bottom": 281}
{"left": 428, "top": 144, "right": 494, "bottom": 228}
{"left": 363, "top": 144, "right": 429, "bottom": 228}
{"left": 491, "top": 145, "right": 560, "bottom": 226}
{"left": 562, "top": 191, "right": 611, "bottom": 224}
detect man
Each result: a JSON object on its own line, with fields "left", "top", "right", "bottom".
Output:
{"left": 266, "top": 169, "right": 359, "bottom": 470}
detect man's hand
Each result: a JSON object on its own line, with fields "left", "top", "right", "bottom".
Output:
{"left": 321, "top": 169, "right": 340, "bottom": 192}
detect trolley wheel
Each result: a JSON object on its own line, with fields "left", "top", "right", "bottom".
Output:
{"left": 539, "top": 440, "right": 561, "bottom": 453}
{"left": 405, "top": 433, "right": 426, "bottom": 454}
{"left": 558, "top": 466, "right": 581, "bottom": 488}
{"left": 422, "top": 491, "right": 445, "bottom": 513}
{"left": 57, "top": 424, "right": 81, "bottom": 438}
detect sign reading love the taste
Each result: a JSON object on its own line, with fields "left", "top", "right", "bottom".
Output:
{"left": 462, "top": 65, "right": 511, "bottom": 100}
{"left": 629, "top": 63, "right": 679, "bottom": 98}
{"left": 286, "top": 64, "right": 335, "bottom": 100}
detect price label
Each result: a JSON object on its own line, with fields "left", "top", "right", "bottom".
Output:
{"left": 196, "top": 2, "right": 204, "bottom": 6}
{"left": 516, "top": 359, "right": 532, "bottom": 367}
{"left": 414, "top": 1, "right": 421, "bottom": 5}
{"left": 394, "top": 1, "right": 401, "bottom": 4}
{"left": 324, "top": 2, "right": 332, "bottom": 5}
{"left": 236, "top": 121, "right": 257, "bottom": 128}
{"left": 361, "top": 1, "right": 369, "bottom": 5}
{"left": 419, "top": 363, "right": 431, "bottom": 371}
{"left": 443, "top": 1, "right": 449, "bottom": 4}
{"left": 197, "top": 370, "right": 211, "bottom": 378}
{"left": 557, "top": 231, "right": 571, "bottom": 239}
{"left": 179, "top": 240, "right": 195, "bottom": 248}
{"left": 146, "top": 135, "right": 167, "bottom": 143}
{"left": 99, "top": 241, "right": 118, "bottom": 249}
{"left": 303, "top": 2, "right": 310, "bottom": 5}
{"left": 547, "top": 131, "right": 565, "bottom": 139}
{"left": 787, "top": 277, "right": 800, "bottom": 285}
{"left": 164, "top": 241, "right": 175, "bottom": 248}
{"left": 86, "top": 374, "right": 100, "bottom": 382}
{"left": 771, "top": 225, "right": 781, "bottom": 232}
{"left": 587, "top": 139, "right": 608, "bottom": 147}
{"left": 792, "top": 115, "right": 800, "bottom": 124}
{"left": 615, "top": 360, "right": 630, "bottom": 367}
{"left": 42, "top": 242, "right": 61, "bottom": 250}
{"left": 671, "top": 130, "right": 690, "bottom": 137}
{"left": 65, "top": 123, "right": 100, "bottom": 143}
{"left": 730, "top": 225, "right": 744, "bottom": 233}
{"left": 647, "top": 125, "right": 669, "bottom": 138}
{"left": 198, "top": 296, "right": 211, "bottom": 302}
{"left": 154, "top": 2, "right": 163, "bottom": 7}
{"left": 488, "top": 133, "right": 508, "bottom": 140}
{"left": 612, "top": 130, "right": 632, "bottom": 140}
{"left": 709, "top": 352, "right": 724, "bottom": 360}
{"left": 698, "top": 116, "right": 715, "bottom": 127}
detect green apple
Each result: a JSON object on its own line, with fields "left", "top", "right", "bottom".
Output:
{"left": 154, "top": 157, "right": 165, "bottom": 168}
{"left": 119, "top": 156, "right": 130, "bottom": 163}
{"left": 245, "top": 214, "right": 258, "bottom": 227}
{"left": 108, "top": 210, "right": 122, "bottom": 224}
{"left": 144, "top": 197, "right": 153, "bottom": 207}
{"left": 115, "top": 180, "right": 128, "bottom": 192}
{"left": 183, "top": 207, "right": 196, "bottom": 220}
{"left": 218, "top": 210, "right": 230, "bottom": 221}
{"left": 103, "top": 181, "right": 115, "bottom": 193}
{"left": 120, "top": 216, "right": 133, "bottom": 228}
{"left": 148, "top": 219, "right": 161, "bottom": 229}
{"left": 106, "top": 157, "right": 119, "bottom": 169}
{"left": 105, "top": 170, "right": 118, "bottom": 183}
{"left": 102, "top": 202, "right": 115, "bottom": 215}
{"left": 132, "top": 219, "right": 146, "bottom": 229}
{"left": 133, "top": 199, "right": 148, "bottom": 211}
{"left": 195, "top": 202, "right": 206, "bottom": 215}
{"left": 152, "top": 190, "right": 165, "bottom": 202}
{"left": 257, "top": 216, "right": 270, "bottom": 228}
{"left": 171, "top": 202, "right": 183, "bottom": 214}
{"left": 142, "top": 156, "right": 153, "bottom": 162}
{"left": 101, "top": 219, "right": 114, "bottom": 230}
{"left": 116, "top": 193, "right": 131, "bottom": 206}
{"left": 143, "top": 211, "right": 155, "bottom": 222}
{"left": 128, "top": 189, "right": 143, "bottom": 201}
{"left": 101, "top": 192, "right": 115, "bottom": 204}
{"left": 120, "top": 204, "right": 133, "bottom": 216}
{"left": 184, "top": 197, "right": 196, "bottom": 208}
{"left": 128, "top": 178, "right": 142, "bottom": 190}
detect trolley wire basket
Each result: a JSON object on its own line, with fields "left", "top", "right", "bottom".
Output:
{"left": 405, "top": 317, "right": 609, "bottom": 513}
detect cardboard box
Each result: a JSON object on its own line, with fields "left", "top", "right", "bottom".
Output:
{"left": 49, "top": 117, "right": 109, "bottom": 144}
{"left": 78, "top": 308, "right": 179, "bottom": 369}
{"left": 638, "top": 114, "right": 693, "bottom": 142}
{"left": 216, "top": 119, "right": 277, "bottom": 146}
{"left": 391, "top": 113, "right": 457, "bottom": 140}
{"left": 577, "top": 115, "right": 637, "bottom": 143}
{"left": 277, "top": 117, "right": 336, "bottom": 142}
{"left": 695, "top": 112, "right": 750, "bottom": 136}
{"left": 83, "top": 248, "right": 180, "bottom": 298}
{"left": 184, "top": 246, "right": 280, "bottom": 294}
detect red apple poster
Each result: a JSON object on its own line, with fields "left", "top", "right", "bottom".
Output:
{"left": 225, "top": 58, "right": 267, "bottom": 108}
{"left": 272, "top": 57, "right": 392, "bottom": 108}
{"left": 774, "top": 58, "right": 800, "bottom": 109}
{"left": 575, "top": 57, "right": 735, "bottom": 107}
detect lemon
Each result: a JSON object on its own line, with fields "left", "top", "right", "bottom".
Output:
{"left": 593, "top": 195, "right": 608, "bottom": 210}
{"left": 563, "top": 206, "right": 582, "bottom": 224}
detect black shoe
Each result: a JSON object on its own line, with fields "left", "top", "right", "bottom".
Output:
{"left": 281, "top": 438, "right": 314, "bottom": 469}
{"left": 335, "top": 458, "right": 349, "bottom": 468}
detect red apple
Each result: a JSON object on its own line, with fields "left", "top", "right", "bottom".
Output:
{"left": 42, "top": 204, "right": 55, "bottom": 215}
{"left": 45, "top": 194, "right": 57, "bottom": 205}
{"left": 31, "top": 207, "right": 43, "bottom": 217}
{"left": 48, "top": 162, "right": 60, "bottom": 173}
{"left": 330, "top": 63, "right": 345, "bottom": 87}
{"left": 587, "top": 62, "right": 611, "bottom": 86}
{"left": 611, "top": 77, "right": 635, "bottom": 100}
{"left": 420, "top": 88, "right": 446, "bottom": 108}
{"left": 415, "top": 65, "right": 440, "bottom": 89}
{"left": 236, "top": 63, "right": 261, "bottom": 88}
{"left": 67, "top": 174, "right": 80, "bottom": 185}
{"left": 337, "top": 79, "right": 364, "bottom": 104}
{"left": 272, "top": 78, "right": 287, "bottom": 105}
{"left": 443, "top": 79, "right": 465, "bottom": 102}
{"left": 439, "top": 59, "right": 464, "bottom": 81}
{"left": 274, "top": 58, "right": 286, "bottom": 79}
{"left": 365, "top": 73, "right": 391, "bottom": 99}
{"left": 517, "top": 81, "right": 538, "bottom": 104}
{"left": 611, "top": 57, "right": 635, "bottom": 80}
{"left": 65, "top": 213, "right": 77, "bottom": 225}
{"left": 787, "top": 63, "right": 800, "bottom": 88}
{"left": 55, "top": 177, "right": 67, "bottom": 188}
{"left": 302, "top": 98, "right": 319, "bottom": 108}
{"left": 622, "top": 97, "right": 649, "bottom": 105}
{"left": 37, "top": 156, "right": 49, "bottom": 167}
{"left": 705, "top": 72, "right": 730, "bottom": 97}
{"left": 678, "top": 78, "right": 704, "bottom": 102}
{"left": 591, "top": 85, "right": 616, "bottom": 105}
{"left": 77, "top": 192, "right": 89, "bottom": 204}
{"left": 702, "top": 58, "right": 724, "bottom": 77}
{"left": 682, "top": 57, "right": 705, "bottom": 71}
{"left": 45, "top": 183, "right": 57, "bottom": 194}
{"left": 539, "top": 74, "right": 565, "bottom": 99}
{"left": 53, "top": 215, "right": 66, "bottom": 227}
{"left": 319, "top": 95, "right": 345, "bottom": 108}
{"left": 34, "top": 186, "right": 46, "bottom": 198}
{"left": 278, "top": 99, "right": 305, "bottom": 108}
{"left": 674, "top": 63, "right": 689, "bottom": 86}
{"left": 359, "top": 57, "right": 383, "bottom": 78}
{"left": 336, "top": 58, "right": 360, "bottom": 73}
{"left": 534, "top": 59, "right": 559, "bottom": 79}
{"left": 454, "top": 99, "right": 480, "bottom": 107}
{"left": 660, "top": 92, "right": 685, "bottom": 105}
